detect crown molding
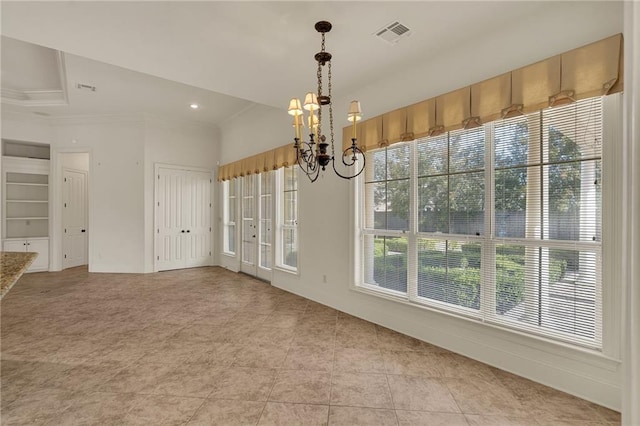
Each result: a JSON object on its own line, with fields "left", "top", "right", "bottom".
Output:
{"left": 50, "top": 113, "right": 145, "bottom": 126}
{"left": 1, "top": 51, "right": 69, "bottom": 107}
{"left": 1, "top": 108, "right": 52, "bottom": 123}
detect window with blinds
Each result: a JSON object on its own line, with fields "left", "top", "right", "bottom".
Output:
{"left": 223, "top": 180, "right": 236, "bottom": 255}
{"left": 259, "top": 172, "right": 273, "bottom": 269}
{"left": 359, "top": 97, "right": 604, "bottom": 348}
{"left": 277, "top": 166, "right": 299, "bottom": 271}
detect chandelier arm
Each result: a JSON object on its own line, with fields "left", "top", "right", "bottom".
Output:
{"left": 331, "top": 145, "right": 366, "bottom": 180}
{"left": 295, "top": 140, "right": 318, "bottom": 175}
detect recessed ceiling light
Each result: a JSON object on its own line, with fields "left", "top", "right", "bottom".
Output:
{"left": 190, "top": 103, "right": 199, "bottom": 109}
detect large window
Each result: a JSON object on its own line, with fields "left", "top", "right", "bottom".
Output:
{"left": 277, "top": 166, "right": 298, "bottom": 271}
{"left": 222, "top": 179, "right": 236, "bottom": 255}
{"left": 359, "top": 97, "right": 604, "bottom": 348}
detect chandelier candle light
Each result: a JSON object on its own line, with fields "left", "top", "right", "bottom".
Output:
{"left": 288, "top": 21, "right": 365, "bottom": 182}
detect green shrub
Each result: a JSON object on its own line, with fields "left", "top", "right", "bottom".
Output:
{"left": 386, "top": 238, "right": 408, "bottom": 253}
{"left": 496, "top": 255, "right": 525, "bottom": 314}
{"left": 418, "top": 266, "right": 480, "bottom": 309}
{"left": 461, "top": 244, "right": 481, "bottom": 268}
{"left": 373, "top": 251, "right": 407, "bottom": 292}
{"left": 373, "top": 244, "right": 568, "bottom": 315}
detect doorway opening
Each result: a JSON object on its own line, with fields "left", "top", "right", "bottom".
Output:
{"left": 60, "top": 153, "right": 89, "bottom": 270}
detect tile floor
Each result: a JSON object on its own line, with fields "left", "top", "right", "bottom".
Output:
{"left": 0, "top": 266, "right": 621, "bottom": 425}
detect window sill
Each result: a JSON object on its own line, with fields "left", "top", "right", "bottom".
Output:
{"left": 273, "top": 265, "right": 299, "bottom": 276}
{"left": 350, "top": 282, "right": 621, "bottom": 368}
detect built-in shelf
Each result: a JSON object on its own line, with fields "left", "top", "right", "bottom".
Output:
{"left": 6, "top": 182, "right": 49, "bottom": 187}
{"left": 6, "top": 217, "right": 48, "bottom": 220}
{"left": 3, "top": 156, "right": 50, "bottom": 243}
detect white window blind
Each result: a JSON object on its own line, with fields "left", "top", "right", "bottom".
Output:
{"left": 278, "top": 166, "right": 298, "bottom": 271}
{"left": 488, "top": 98, "right": 602, "bottom": 345}
{"left": 360, "top": 97, "right": 604, "bottom": 348}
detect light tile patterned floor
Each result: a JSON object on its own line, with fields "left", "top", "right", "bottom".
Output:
{"left": 0, "top": 266, "right": 621, "bottom": 425}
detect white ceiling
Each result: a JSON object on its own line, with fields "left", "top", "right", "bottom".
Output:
{"left": 0, "top": 1, "right": 621, "bottom": 126}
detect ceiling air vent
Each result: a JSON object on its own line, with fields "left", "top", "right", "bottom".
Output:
{"left": 374, "top": 21, "right": 411, "bottom": 45}
{"left": 76, "top": 83, "right": 97, "bottom": 92}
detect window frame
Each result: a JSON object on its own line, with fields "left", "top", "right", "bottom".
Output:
{"left": 353, "top": 95, "right": 620, "bottom": 354}
{"left": 275, "top": 166, "right": 299, "bottom": 274}
{"left": 222, "top": 179, "right": 237, "bottom": 256}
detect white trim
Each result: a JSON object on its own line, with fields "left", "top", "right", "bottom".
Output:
{"left": 622, "top": 2, "right": 640, "bottom": 423}
{"left": 601, "top": 93, "right": 624, "bottom": 360}
{"left": 51, "top": 148, "right": 93, "bottom": 272}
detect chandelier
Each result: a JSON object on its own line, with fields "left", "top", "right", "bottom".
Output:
{"left": 287, "top": 21, "right": 365, "bottom": 182}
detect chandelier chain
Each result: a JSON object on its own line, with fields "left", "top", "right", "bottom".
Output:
{"left": 317, "top": 55, "right": 323, "bottom": 143}
{"left": 328, "top": 59, "right": 335, "bottom": 158}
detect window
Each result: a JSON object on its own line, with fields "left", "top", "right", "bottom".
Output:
{"left": 358, "top": 97, "right": 605, "bottom": 349}
{"left": 222, "top": 179, "right": 236, "bottom": 255}
{"left": 259, "top": 172, "right": 273, "bottom": 269}
{"left": 277, "top": 166, "right": 298, "bottom": 271}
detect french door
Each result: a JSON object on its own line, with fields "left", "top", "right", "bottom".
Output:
{"left": 240, "top": 172, "right": 273, "bottom": 281}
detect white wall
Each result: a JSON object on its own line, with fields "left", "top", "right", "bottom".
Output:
{"left": 1, "top": 112, "right": 51, "bottom": 145}
{"left": 218, "top": 1, "right": 625, "bottom": 410}
{"left": 143, "top": 115, "right": 220, "bottom": 272}
{"left": 2, "top": 112, "right": 221, "bottom": 274}
{"left": 61, "top": 152, "right": 89, "bottom": 171}
{"left": 219, "top": 104, "right": 290, "bottom": 164}
{"left": 50, "top": 116, "right": 146, "bottom": 273}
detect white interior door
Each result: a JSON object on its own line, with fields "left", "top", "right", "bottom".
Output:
{"left": 62, "top": 169, "right": 88, "bottom": 269}
{"left": 156, "top": 166, "right": 212, "bottom": 271}
{"left": 156, "top": 167, "right": 185, "bottom": 271}
{"left": 184, "top": 171, "right": 212, "bottom": 267}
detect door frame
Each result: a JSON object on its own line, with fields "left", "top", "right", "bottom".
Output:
{"left": 51, "top": 149, "right": 92, "bottom": 272}
{"left": 153, "top": 163, "right": 213, "bottom": 272}
{"left": 239, "top": 172, "right": 273, "bottom": 282}
{"left": 240, "top": 174, "right": 258, "bottom": 277}
{"left": 62, "top": 167, "right": 89, "bottom": 269}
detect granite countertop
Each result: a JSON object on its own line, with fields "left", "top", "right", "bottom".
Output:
{"left": 1, "top": 251, "right": 37, "bottom": 299}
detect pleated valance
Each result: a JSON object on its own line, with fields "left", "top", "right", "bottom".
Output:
{"left": 217, "top": 143, "right": 296, "bottom": 181}
{"left": 343, "top": 33, "right": 623, "bottom": 152}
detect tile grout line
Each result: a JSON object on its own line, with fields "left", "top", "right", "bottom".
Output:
{"left": 326, "top": 311, "right": 338, "bottom": 425}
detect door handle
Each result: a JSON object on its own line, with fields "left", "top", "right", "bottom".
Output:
{"left": 252, "top": 235, "right": 256, "bottom": 238}
{"left": 186, "top": 230, "right": 190, "bottom": 233}
{"left": 181, "top": 230, "right": 185, "bottom": 233}
{"left": 81, "top": 229, "right": 86, "bottom": 233}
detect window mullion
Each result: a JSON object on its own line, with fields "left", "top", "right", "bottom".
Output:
{"left": 483, "top": 122, "right": 496, "bottom": 322}
{"left": 408, "top": 140, "right": 418, "bottom": 302}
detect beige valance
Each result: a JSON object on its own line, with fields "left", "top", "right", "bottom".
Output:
{"left": 343, "top": 33, "right": 623, "bottom": 151}
{"left": 217, "top": 142, "right": 297, "bottom": 181}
